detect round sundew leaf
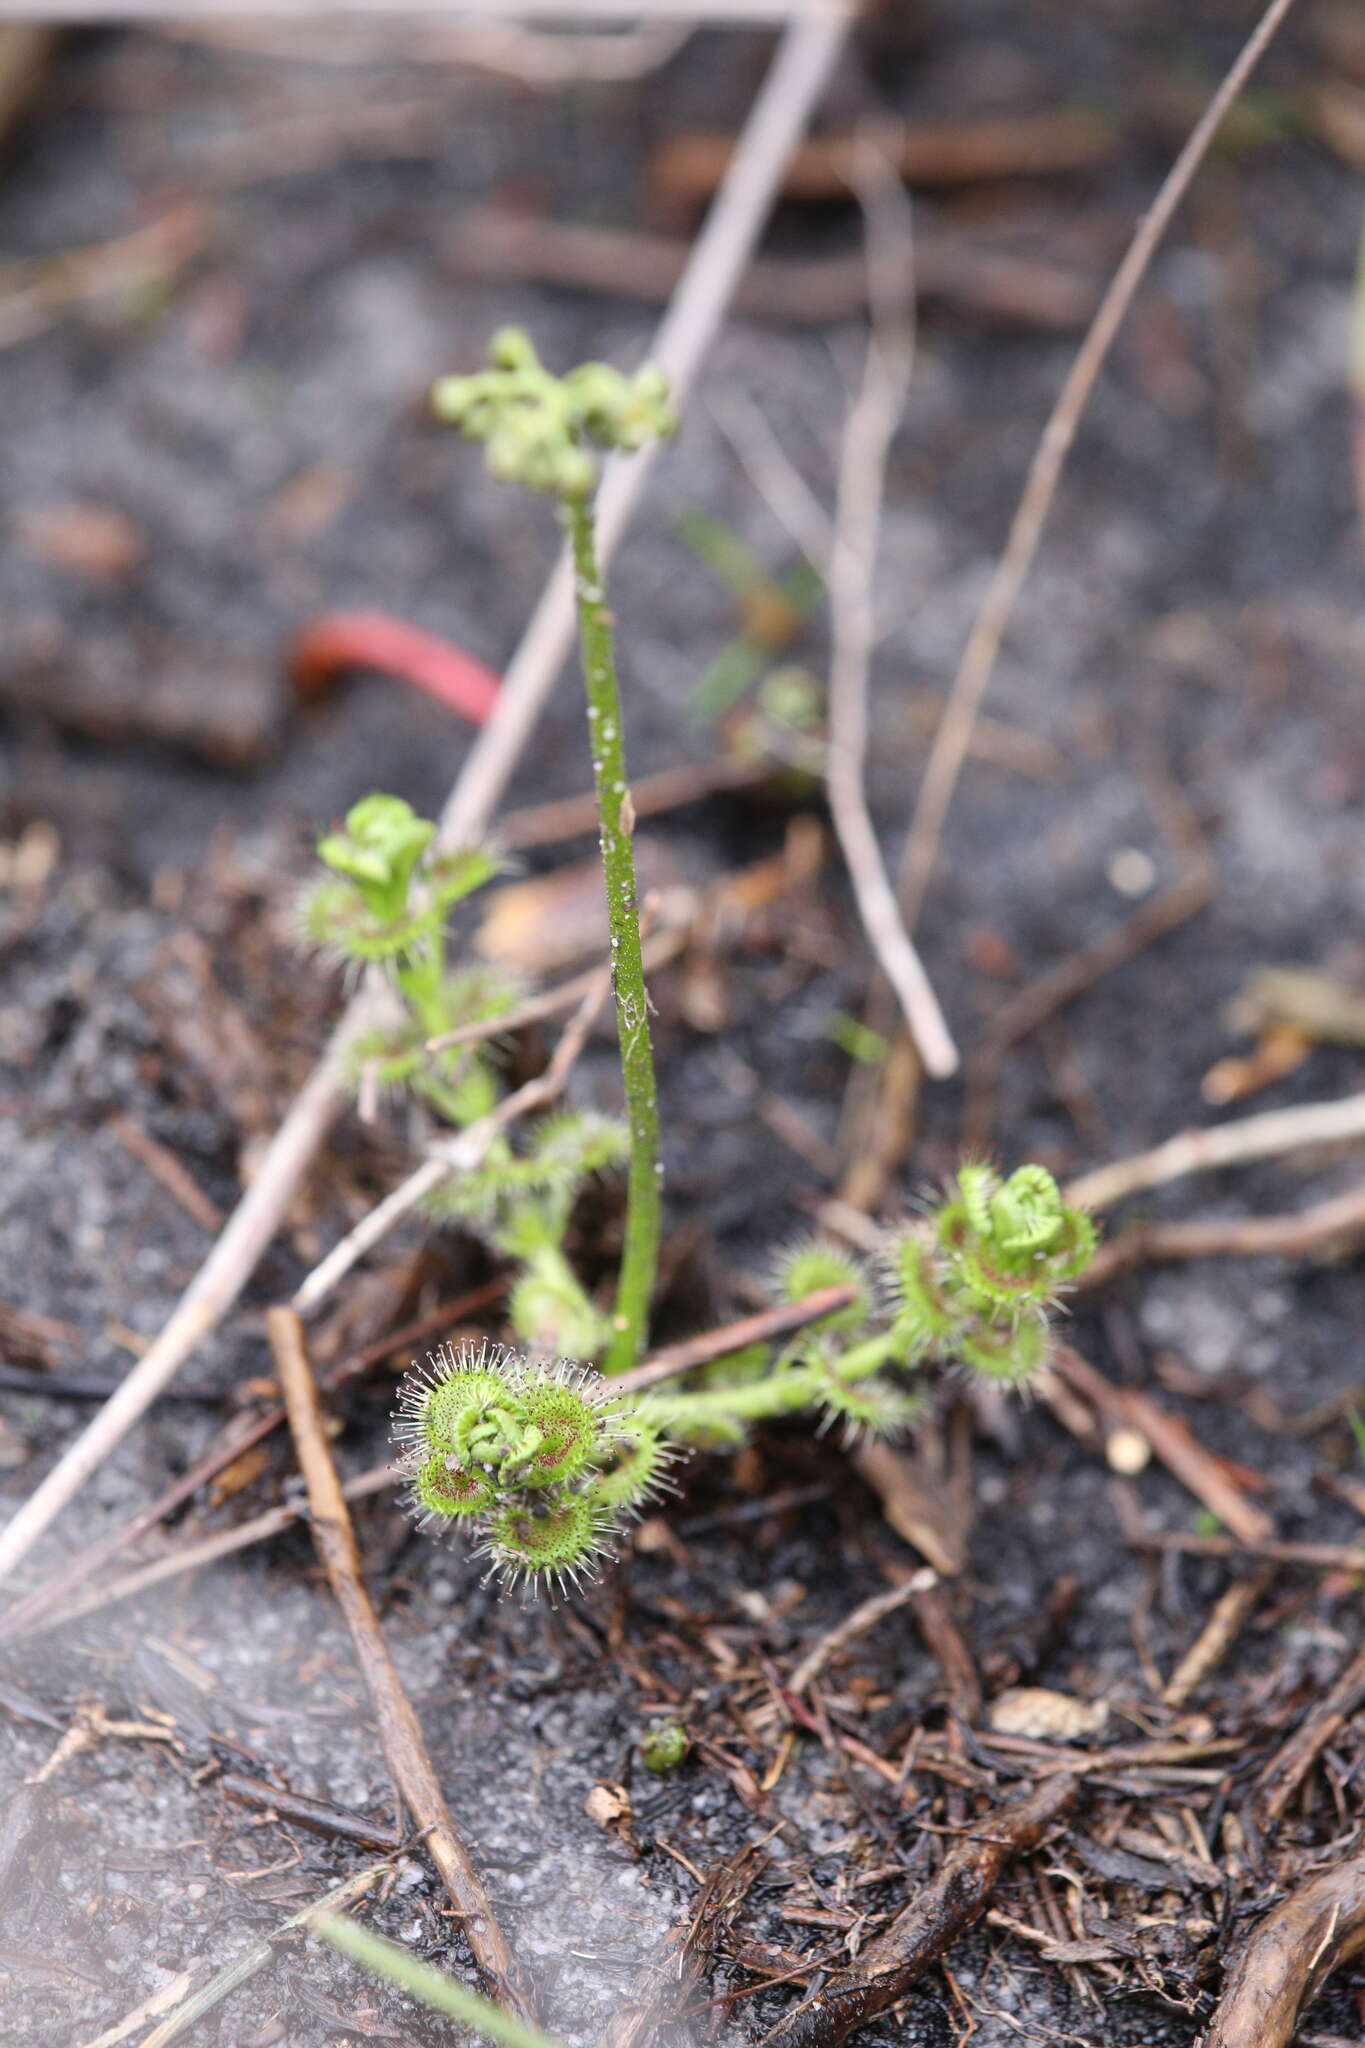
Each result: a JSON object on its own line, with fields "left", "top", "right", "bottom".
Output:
{"left": 517, "top": 1382, "right": 603, "bottom": 1487}
{"left": 483, "top": 1493, "right": 615, "bottom": 1593}
{"left": 591, "top": 1417, "right": 675, "bottom": 1513}
{"left": 958, "top": 1313, "right": 1048, "bottom": 1383}
{"left": 411, "top": 1452, "right": 495, "bottom": 1520}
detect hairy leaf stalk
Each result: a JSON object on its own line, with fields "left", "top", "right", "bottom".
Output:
{"left": 563, "top": 493, "right": 662, "bottom": 1373}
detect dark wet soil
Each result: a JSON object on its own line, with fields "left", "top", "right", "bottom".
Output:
{"left": 2, "top": 11, "right": 1364, "bottom": 2046}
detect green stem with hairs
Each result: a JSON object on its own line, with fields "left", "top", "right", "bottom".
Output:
{"left": 562, "top": 491, "right": 662, "bottom": 1372}
{"left": 642, "top": 1367, "right": 823, "bottom": 1432}
{"left": 638, "top": 1334, "right": 896, "bottom": 1435}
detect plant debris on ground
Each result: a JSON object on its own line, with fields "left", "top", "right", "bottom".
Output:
{"left": 2, "top": 9, "right": 1365, "bottom": 2047}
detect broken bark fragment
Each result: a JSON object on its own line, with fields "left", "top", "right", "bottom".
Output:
{"left": 1203, "top": 1844, "right": 1365, "bottom": 2048}
{"left": 758, "top": 1773, "right": 1080, "bottom": 2046}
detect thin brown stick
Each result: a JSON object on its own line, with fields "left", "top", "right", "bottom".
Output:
{"left": 1066, "top": 1092, "right": 1365, "bottom": 1213}
{"left": 824, "top": 131, "right": 957, "bottom": 1080}
{"left": 1162, "top": 1567, "right": 1274, "bottom": 1710}
{"left": 1131, "top": 1528, "right": 1365, "bottom": 1575}
{"left": 268, "top": 1307, "right": 528, "bottom": 2013}
{"left": 220, "top": 1770, "right": 405, "bottom": 1854}
{"left": 29, "top": 1465, "right": 396, "bottom": 1637}
{"left": 0, "top": 1279, "right": 503, "bottom": 1647}
{"left": 1203, "top": 1842, "right": 1365, "bottom": 2048}
{"left": 613, "top": 1284, "right": 857, "bottom": 1395}
{"left": 787, "top": 1570, "right": 937, "bottom": 1697}
{"left": 448, "top": 202, "right": 1097, "bottom": 333}
{"left": 0, "top": 202, "right": 206, "bottom": 352}
{"left": 836, "top": 1029, "right": 920, "bottom": 1216}
{"left": 426, "top": 928, "right": 685, "bottom": 1055}
{"left": 294, "top": 970, "right": 608, "bottom": 1316}
{"left": 758, "top": 1774, "right": 1080, "bottom": 2046}
{"left": 1082, "top": 1179, "right": 1365, "bottom": 1288}
{"left": 909, "top": 1573, "right": 983, "bottom": 1724}
{"left": 1052, "top": 1345, "right": 1273, "bottom": 1546}
{"left": 108, "top": 1112, "right": 224, "bottom": 1231}
{"left": 895, "top": 0, "right": 1300, "bottom": 930}
{"left": 652, "top": 107, "right": 1113, "bottom": 209}
{"left": 964, "top": 861, "right": 1213, "bottom": 1150}
{"left": 608, "top": 1846, "right": 764, "bottom": 2048}
{"left": 0, "top": 13, "right": 848, "bottom": 1590}
{"left": 1254, "top": 1643, "right": 1365, "bottom": 1830}
{"left": 0, "top": 1013, "right": 376, "bottom": 1586}
{"left": 497, "top": 756, "right": 767, "bottom": 854}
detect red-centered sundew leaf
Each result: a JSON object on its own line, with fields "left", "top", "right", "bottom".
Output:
{"left": 289, "top": 611, "right": 500, "bottom": 724}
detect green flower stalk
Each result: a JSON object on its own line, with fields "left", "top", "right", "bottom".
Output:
{"left": 433, "top": 330, "right": 675, "bottom": 1373}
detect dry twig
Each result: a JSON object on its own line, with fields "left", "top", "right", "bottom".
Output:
{"left": 615, "top": 1284, "right": 857, "bottom": 1394}
{"left": 0, "top": 203, "right": 205, "bottom": 351}
{"left": 135, "top": 1859, "right": 394, "bottom": 2048}
{"left": 1066, "top": 1092, "right": 1365, "bottom": 1213}
{"left": 1254, "top": 1643, "right": 1365, "bottom": 1831}
{"left": 30, "top": 1465, "right": 396, "bottom": 1636}
{"left": 1083, "top": 1179, "right": 1365, "bottom": 1287}
{"left": 220, "top": 1771, "right": 406, "bottom": 1854}
{"left": 1162, "top": 1568, "right": 1274, "bottom": 1709}
{"left": 608, "top": 1846, "right": 763, "bottom": 2048}
{"left": 786, "top": 1570, "right": 937, "bottom": 1697}
{"left": 0, "top": 11, "right": 849, "bottom": 1590}
{"left": 497, "top": 758, "right": 765, "bottom": 854}
{"left": 895, "top": 0, "right": 1300, "bottom": 929}
{"left": 1203, "top": 1842, "right": 1365, "bottom": 2048}
{"left": 824, "top": 131, "right": 957, "bottom": 1079}
{"left": 426, "top": 928, "right": 685, "bottom": 1054}
{"left": 447, "top": 204, "right": 1097, "bottom": 332}
{"left": 107, "top": 1112, "right": 224, "bottom": 1232}
{"left": 0, "top": 1278, "right": 502, "bottom": 1646}
{"left": 758, "top": 1774, "right": 1080, "bottom": 2046}
{"left": 964, "top": 857, "right": 1214, "bottom": 1150}
{"left": 652, "top": 107, "right": 1113, "bottom": 210}
{"left": 1131, "top": 1528, "right": 1365, "bottom": 1575}
{"left": 268, "top": 1307, "right": 529, "bottom": 2013}
{"left": 1053, "top": 1345, "right": 1273, "bottom": 1546}
{"left": 293, "top": 970, "right": 608, "bottom": 1316}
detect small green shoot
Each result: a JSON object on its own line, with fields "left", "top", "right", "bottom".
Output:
{"left": 312, "top": 1911, "right": 565, "bottom": 2048}
{"left": 1346, "top": 1401, "right": 1365, "bottom": 1471}
{"left": 675, "top": 506, "right": 823, "bottom": 722}
{"left": 827, "top": 1010, "right": 889, "bottom": 1066}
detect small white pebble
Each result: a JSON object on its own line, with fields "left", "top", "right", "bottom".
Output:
{"left": 1106, "top": 1426, "right": 1151, "bottom": 1475}
{"left": 1106, "top": 847, "right": 1157, "bottom": 897}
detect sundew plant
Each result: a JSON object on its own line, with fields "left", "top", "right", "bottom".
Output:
{"left": 306, "top": 331, "right": 1100, "bottom": 1593}
{"left": 391, "top": 1160, "right": 1097, "bottom": 1593}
